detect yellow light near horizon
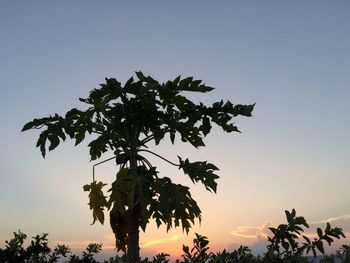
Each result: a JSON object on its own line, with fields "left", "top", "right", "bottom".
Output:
{"left": 140, "top": 234, "right": 182, "bottom": 248}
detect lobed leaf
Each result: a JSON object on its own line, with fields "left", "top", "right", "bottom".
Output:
{"left": 178, "top": 157, "right": 219, "bottom": 193}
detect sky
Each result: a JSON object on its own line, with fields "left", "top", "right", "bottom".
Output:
{"left": 0, "top": 1, "right": 349, "bottom": 260}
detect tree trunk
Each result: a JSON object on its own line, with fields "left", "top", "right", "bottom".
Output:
{"left": 127, "top": 204, "right": 140, "bottom": 263}
{"left": 127, "top": 151, "right": 140, "bottom": 263}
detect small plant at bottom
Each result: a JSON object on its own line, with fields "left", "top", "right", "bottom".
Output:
{"left": 0, "top": 230, "right": 70, "bottom": 262}
{"left": 182, "top": 233, "right": 211, "bottom": 263}
{"left": 266, "top": 209, "right": 346, "bottom": 262}
{"left": 0, "top": 209, "right": 347, "bottom": 263}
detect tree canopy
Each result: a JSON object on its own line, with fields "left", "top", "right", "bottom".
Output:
{"left": 22, "top": 72, "right": 255, "bottom": 262}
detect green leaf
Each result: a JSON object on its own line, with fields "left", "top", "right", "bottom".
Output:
{"left": 124, "top": 76, "right": 134, "bottom": 89}
{"left": 48, "top": 135, "right": 60, "bottom": 151}
{"left": 269, "top": 227, "right": 277, "bottom": 235}
{"left": 232, "top": 104, "right": 255, "bottom": 117}
{"left": 325, "top": 222, "right": 331, "bottom": 233}
{"left": 169, "top": 129, "right": 176, "bottom": 144}
{"left": 178, "top": 158, "right": 219, "bottom": 193}
{"left": 294, "top": 216, "right": 309, "bottom": 228}
{"left": 135, "top": 71, "right": 147, "bottom": 82}
{"left": 291, "top": 208, "right": 296, "bottom": 218}
{"left": 36, "top": 131, "right": 49, "bottom": 158}
{"left": 285, "top": 210, "right": 293, "bottom": 223}
{"left": 83, "top": 184, "right": 91, "bottom": 191}
{"left": 200, "top": 116, "right": 211, "bottom": 136}
{"left": 323, "top": 235, "right": 333, "bottom": 245}
{"left": 173, "top": 76, "right": 181, "bottom": 87}
{"left": 74, "top": 131, "right": 85, "bottom": 146}
{"left": 21, "top": 121, "right": 36, "bottom": 132}
{"left": 317, "top": 228, "right": 323, "bottom": 238}
{"left": 315, "top": 240, "right": 325, "bottom": 254}
{"left": 150, "top": 177, "right": 202, "bottom": 233}
{"left": 179, "top": 77, "right": 193, "bottom": 88}
{"left": 303, "top": 235, "right": 311, "bottom": 244}
{"left": 93, "top": 209, "right": 105, "bottom": 225}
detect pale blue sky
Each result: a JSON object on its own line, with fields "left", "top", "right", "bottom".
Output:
{"left": 1, "top": 1, "right": 349, "bottom": 258}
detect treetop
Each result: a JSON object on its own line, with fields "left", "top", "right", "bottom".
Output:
{"left": 22, "top": 71, "right": 255, "bottom": 160}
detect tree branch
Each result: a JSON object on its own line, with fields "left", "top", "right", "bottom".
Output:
{"left": 138, "top": 128, "right": 171, "bottom": 146}
{"left": 138, "top": 149, "right": 179, "bottom": 167}
{"left": 139, "top": 156, "right": 153, "bottom": 169}
{"left": 91, "top": 130, "right": 103, "bottom": 135}
{"left": 92, "top": 155, "right": 117, "bottom": 181}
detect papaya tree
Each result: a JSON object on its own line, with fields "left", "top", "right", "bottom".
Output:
{"left": 22, "top": 72, "right": 254, "bottom": 263}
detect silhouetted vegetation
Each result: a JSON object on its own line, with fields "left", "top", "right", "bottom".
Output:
{"left": 22, "top": 72, "right": 254, "bottom": 262}
{"left": 1, "top": 210, "right": 348, "bottom": 263}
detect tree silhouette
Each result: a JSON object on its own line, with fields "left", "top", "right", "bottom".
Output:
{"left": 22, "top": 72, "right": 254, "bottom": 262}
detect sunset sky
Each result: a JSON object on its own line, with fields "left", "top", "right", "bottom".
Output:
{"left": 1, "top": 1, "right": 349, "bottom": 260}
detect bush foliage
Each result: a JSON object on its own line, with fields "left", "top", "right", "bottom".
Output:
{"left": 1, "top": 210, "right": 349, "bottom": 263}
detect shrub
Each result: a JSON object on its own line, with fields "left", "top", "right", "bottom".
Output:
{"left": 0, "top": 210, "right": 347, "bottom": 262}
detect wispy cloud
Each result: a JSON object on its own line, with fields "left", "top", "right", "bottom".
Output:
{"left": 54, "top": 234, "right": 116, "bottom": 250}
{"left": 230, "top": 223, "right": 270, "bottom": 239}
{"left": 312, "top": 215, "right": 350, "bottom": 225}
{"left": 54, "top": 233, "right": 182, "bottom": 251}
{"left": 229, "top": 215, "right": 350, "bottom": 256}
{"left": 140, "top": 234, "right": 182, "bottom": 248}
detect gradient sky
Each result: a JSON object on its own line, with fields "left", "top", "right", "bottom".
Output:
{"left": 1, "top": 1, "right": 349, "bottom": 260}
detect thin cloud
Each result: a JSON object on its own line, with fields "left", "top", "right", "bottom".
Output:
{"left": 229, "top": 223, "right": 270, "bottom": 256}
{"left": 312, "top": 215, "right": 350, "bottom": 225}
{"left": 229, "top": 215, "right": 350, "bottom": 256}
{"left": 54, "top": 234, "right": 183, "bottom": 251}
{"left": 140, "top": 234, "right": 182, "bottom": 248}
{"left": 54, "top": 234, "right": 116, "bottom": 250}
{"left": 230, "top": 223, "right": 270, "bottom": 239}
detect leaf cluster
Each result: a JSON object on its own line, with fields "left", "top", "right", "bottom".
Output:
{"left": 22, "top": 72, "right": 254, "bottom": 160}
{"left": 266, "top": 209, "right": 346, "bottom": 261}
{"left": 179, "top": 234, "right": 262, "bottom": 263}
{"left": 0, "top": 230, "right": 70, "bottom": 263}
{"left": 22, "top": 72, "right": 254, "bottom": 255}
{"left": 84, "top": 166, "right": 202, "bottom": 252}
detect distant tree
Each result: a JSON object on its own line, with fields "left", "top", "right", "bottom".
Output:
{"left": 0, "top": 230, "right": 71, "bottom": 262}
{"left": 22, "top": 72, "right": 254, "bottom": 263}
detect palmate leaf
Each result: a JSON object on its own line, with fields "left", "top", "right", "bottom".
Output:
{"left": 22, "top": 72, "right": 254, "bottom": 162}
{"left": 178, "top": 157, "right": 219, "bottom": 193}
{"left": 177, "top": 77, "right": 214, "bottom": 93}
{"left": 150, "top": 177, "right": 201, "bottom": 233}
